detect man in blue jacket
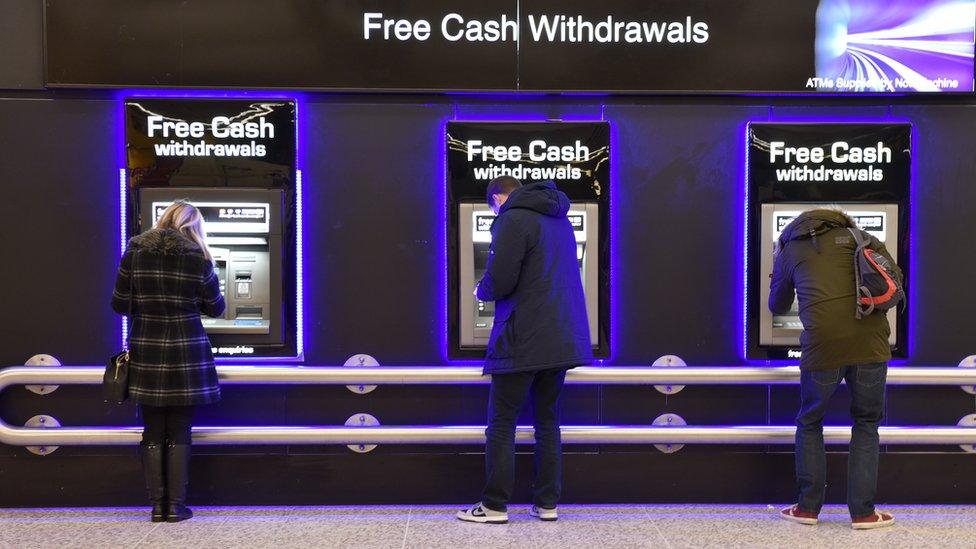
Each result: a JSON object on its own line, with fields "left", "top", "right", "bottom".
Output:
{"left": 457, "top": 177, "right": 593, "bottom": 524}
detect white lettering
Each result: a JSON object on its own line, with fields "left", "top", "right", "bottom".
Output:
{"left": 442, "top": 13, "right": 464, "bottom": 41}
{"left": 363, "top": 12, "right": 431, "bottom": 41}
{"left": 147, "top": 115, "right": 164, "bottom": 137}
{"left": 366, "top": 13, "right": 711, "bottom": 45}
{"left": 832, "top": 141, "right": 891, "bottom": 164}
{"left": 363, "top": 13, "right": 382, "bottom": 39}
{"left": 414, "top": 19, "right": 431, "bottom": 41}
{"left": 211, "top": 116, "right": 275, "bottom": 139}
{"left": 769, "top": 140, "right": 891, "bottom": 165}
{"left": 527, "top": 140, "right": 589, "bottom": 161}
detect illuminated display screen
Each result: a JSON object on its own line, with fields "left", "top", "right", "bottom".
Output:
{"left": 153, "top": 202, "right": 271, "bottom": 234}
{"left": 812, "top": 0, "right": 976, "bottom": 93}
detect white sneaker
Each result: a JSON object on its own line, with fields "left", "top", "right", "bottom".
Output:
{"left": 456, "top": 503, "right": 508, "bottom": 524}
{"left": 530, "top": 505, "right": 558, "bottom": 521}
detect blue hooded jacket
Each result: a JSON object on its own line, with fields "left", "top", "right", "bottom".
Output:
{"left": 476, "top": 181, "right": 593, "bottom": 374}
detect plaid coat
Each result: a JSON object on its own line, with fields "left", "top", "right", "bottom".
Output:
{"left": 112, "top": 229, "right": 225, "bottom": 406}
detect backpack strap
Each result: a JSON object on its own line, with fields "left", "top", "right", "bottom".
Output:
{"left": 848, "top": 226, "right": 868, "bottom": 248}
{"left": 847, "top": 228, "right": 872, "bottom": 319}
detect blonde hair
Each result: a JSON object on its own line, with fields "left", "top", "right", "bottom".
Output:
{"left": 155, "top": 200, "right": 214, "bottom": 262}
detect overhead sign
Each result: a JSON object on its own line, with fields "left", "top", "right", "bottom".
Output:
{"left": 125, "top": 99, "right": 295, "bottom": 187}
{"left": 447, "top": 122, "right": 611, "bottom": 202}
{"left": 748, "top": 123, "right": 912, "bottom": 192}
{"left": 46, "top": 0, "right": 975, "bottom": 94}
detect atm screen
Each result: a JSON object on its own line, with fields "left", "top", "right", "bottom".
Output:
{"left": 152, "top": 202, "right": 270, "bottom": 234}
{"left": 758, "top": 203, "right": 899, "bottom": 347}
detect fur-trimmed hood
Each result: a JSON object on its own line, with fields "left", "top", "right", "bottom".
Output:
{"left": 778, "top": 209, "right": 857, "bottom": 248}
{"left": 128, "top": 228, "right": 202, "bottom": 255}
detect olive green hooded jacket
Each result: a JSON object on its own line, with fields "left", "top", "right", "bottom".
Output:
{"left": 769, "top": 209, "right": 902, "bottom": 371}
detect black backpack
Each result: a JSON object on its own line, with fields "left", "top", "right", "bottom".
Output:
{"left": 848, "top": 228, "right": 904, "bottom": 318}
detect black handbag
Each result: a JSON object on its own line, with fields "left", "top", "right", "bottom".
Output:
{"left": 104, "top": 348, "right": 129, "bottom": 404}
{"left": 104, "top": 271, "right": 132, "bottom": 403}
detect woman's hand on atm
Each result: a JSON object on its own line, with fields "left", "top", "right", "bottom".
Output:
{"left": 473, "top": 283, "right": 480, "bottom": 297}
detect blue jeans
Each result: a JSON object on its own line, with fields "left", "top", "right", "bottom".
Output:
{"left": 482, "top": 368, "right": 567, "bottom": 512}
{"left": 795, "top": 363, "right": 887, "bottom": 518}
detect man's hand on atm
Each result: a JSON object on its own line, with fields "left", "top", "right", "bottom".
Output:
{"left": 473, "top": 283, "right": 480, "bottom": 297}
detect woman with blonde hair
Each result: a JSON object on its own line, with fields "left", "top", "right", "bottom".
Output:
{"left": 111, "top": 200, "right": 225, "bottom": 522}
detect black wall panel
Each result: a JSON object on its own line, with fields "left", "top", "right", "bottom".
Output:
{"left": 0, "top": 0, "right": 43, "bottom": 90}
{"left": 0, "top": 99, "right": 119, "bottom": 365}
{"left": 303, "top": 103, "right": 451, "bottom": 364}
{"left": 0, "top": 95, "right": 974, "bottom": 505}
{"left": 889, "top": 105, "right": 976, "bottom": 364}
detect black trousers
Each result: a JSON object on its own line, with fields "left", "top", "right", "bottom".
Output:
{"left": 482, "top": 368, "right": 568, "bottom": 512}
{"left": 140, "top": 405, "right": 196, "bottom": 445}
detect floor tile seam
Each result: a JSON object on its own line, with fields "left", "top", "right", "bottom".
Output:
{"left": 400, "top": 507, "right": 412, "bottom": 549}
{"left": 641, "top": 507, "right": 675, "bottom": 549}
{"left": 129, "top": 523, "right": 161, "bottom": 549}
{"left": 193, "top": 515, "right": 244, "bottom": 544}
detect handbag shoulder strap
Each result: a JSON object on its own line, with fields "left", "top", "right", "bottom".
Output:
{"left": 125, "top": 254, "right": 135, "bottom": 350}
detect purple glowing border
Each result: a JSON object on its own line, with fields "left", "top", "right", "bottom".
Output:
{"left": 741, "top": 122, "right": 751, "bottom": 361}
{"left": 741, "top": 117, "right": 916, "bottom": 365}
{"left": 117, "top": 89, "right": 305, "bottom": 362}
{"left": 440, "top": 114, "right": 613, "bottom": 364}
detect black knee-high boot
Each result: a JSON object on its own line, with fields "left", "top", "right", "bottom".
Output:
{"left": 165, "top": 443, "right": 193, "bottom": 522}
{"left": 140, "top": 443, "right": 167, "bottom": 522}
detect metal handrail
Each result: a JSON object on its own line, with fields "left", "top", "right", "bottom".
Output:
{"left": 2, "top": 364, "right": 975, "bottom": 389}
{"left": 1, "top": 424, "right": 975, "bottom": 447}
{"left": 1, "top": 365, "right": 973, "bottom": 447}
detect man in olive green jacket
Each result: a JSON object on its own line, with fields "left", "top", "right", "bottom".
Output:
{"left": 770, "top": 209, "right": 901, "bottom": 530}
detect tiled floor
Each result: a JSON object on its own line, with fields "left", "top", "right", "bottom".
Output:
{"left": 0, "top": 504, "right": 972, "bottom": 548}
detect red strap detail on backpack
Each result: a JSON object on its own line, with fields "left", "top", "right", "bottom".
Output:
{"left": 859, "top": 249, "right": 897, "bottom": 305}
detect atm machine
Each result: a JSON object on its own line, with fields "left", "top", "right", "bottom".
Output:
{"left": 446, "top": 121, "right": 611, "bottom": 358}
{"left": 124, "top": 97, "right": 297, "bottom": 359}
{"left": 746, "top": 122, "right": 911, "bottom": 360}
{"left": 139, "top": 187, "right": 284, "bottom": 350}
{"left": 758, "top": 203, "right": 900, "bottom": 348}
{"left": 457, "top": 202, "right": 600, "bottom": 349}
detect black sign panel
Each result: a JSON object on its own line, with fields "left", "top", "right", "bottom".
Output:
{"left": 519, "top": 0, "right": 816, "bottom": 93}
{"left": 447, "top": 122, "right": 610, "bottom": 203}
{"left": 46, "top": 0, "right": 975, "bottom": 93}
{"left": 749, "top": 123, "right": 912, "bottom": 203}
{"left": 46, "top": 0, "right": 517, "bottom": 91}
{"left": 125, "top": 99, "right": 295, "bottom": 188}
